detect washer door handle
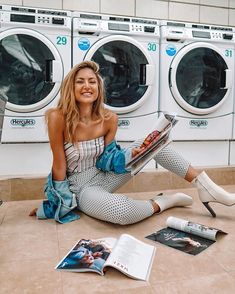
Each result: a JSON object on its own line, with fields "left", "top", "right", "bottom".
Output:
{"left": 45, "top": 60, "right": 62, "bottom": 83}
{"left": 145, "top": 64, "right": 154, "bottom": 85}
{"left": 0, "top": 94, "right": 8, "bottom": 143}
{"left": 140, "top": 64, "right": 154, "bottom": 86}
{"left": 221, "top": 69, "right": 232, "bottom": 89}
{"left": 51, "top": 60, "right": 62, "bottom": 83}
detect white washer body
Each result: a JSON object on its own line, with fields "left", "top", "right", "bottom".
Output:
{"left": 230, "top": 79, "right": 235, "bottom": 165}
{"left": 72, "top": 13, "right": 160, "bottom": 141}
{"left": 229, "top": 140, "right": 235, "bottom": 165}
{"left": 0, "top": 5, "right": 71, "bottom": 143}
{"left": 159, "top": 21, "right": 234, "bottom": 167}
{"left": 160, "top": 21, "right": 234, "bottom": 141}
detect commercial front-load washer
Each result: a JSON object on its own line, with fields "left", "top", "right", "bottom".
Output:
{"left": 0, "top": 5, "right": 72, "bottom": 177}
{"left": 0, "top": 5, "right": 72, "bottom": 143}
{"left": 159, "top": 21, "right": 234, "bottom": 166}
{"left": 72, "top": 12, "right": 160, "bottom": 141}
{"left": 229, "top": 78, "right": 235, "bottom": 166}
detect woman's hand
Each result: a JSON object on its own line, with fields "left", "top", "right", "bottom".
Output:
{"left": 132, "top": 146, "right": 145, "bottom": 157}
{"left": 29, "top": 208, "right": 38, "bottom": 216}
{"left": 132, "top": 130, "right": 160, "bottom": 158}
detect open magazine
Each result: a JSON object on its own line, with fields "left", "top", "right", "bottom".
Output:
{"left": 55, "top": 233, "right": 156, "bottom": 281}
{"left": 126, "top": 113, "right": 178, "bottom": 175}
{"left": 146, "top": 216, "right": 227, "bottom": 255}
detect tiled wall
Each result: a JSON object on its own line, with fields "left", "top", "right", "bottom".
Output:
{"left": 0, "top": 0, "right": 235, "bottom": 26}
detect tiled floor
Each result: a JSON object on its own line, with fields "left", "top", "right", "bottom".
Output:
{"left": 0, "top": 185, "right": 235, "bottom": 294}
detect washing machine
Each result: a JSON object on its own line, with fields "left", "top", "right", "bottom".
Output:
{"left": 0, "top": 5, "right": 72, "bottom": 143}
{"left": 159, "top": 21, "right": 235, "bottom": 166}
{"left": 0, "top": 5, "right": 72, "bottom": 177}
{"left": 229, "top": 34, "right": 235, "bottom": 165}
{"left": 72, "top": 12, "right": 160, "bottom": 141}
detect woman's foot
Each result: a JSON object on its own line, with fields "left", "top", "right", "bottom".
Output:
{"left": 192, "top": 171, "right": 235, "bottom": 217}
{"left": 151, "top": 192, "right": 193, "bottom": 214}
{"left": 29, "top": 208, "right": 38, "bottom": 216}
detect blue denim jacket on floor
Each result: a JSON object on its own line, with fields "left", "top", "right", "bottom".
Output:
{"left": 36, "top": 173, "right": 80, "bottom": 224}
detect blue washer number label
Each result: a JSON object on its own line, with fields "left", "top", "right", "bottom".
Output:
{"left": 78, "top": 38, "right": 90, "bottom": 51}
{"left": 166, "top": 44, "right": 176, "bottom": 56}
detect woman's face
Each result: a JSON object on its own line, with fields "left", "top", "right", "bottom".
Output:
{"left": 82, "top": 253, "right": 94, "bottom": 265}
{"left": 74, "top": 67, "right": 99, "bottom": 105}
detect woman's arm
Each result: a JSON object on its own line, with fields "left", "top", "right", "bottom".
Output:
{"left": 29, "top": 109, "right": 66, "bottom": 216}
{"left": 104, "top": 111, "right": 118, "bottom": 146}
{"left": 47, "top": 109, "right": 67, "bottom": 181}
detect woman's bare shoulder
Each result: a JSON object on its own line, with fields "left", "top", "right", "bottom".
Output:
{"left": 47, "top": 108, "right": 64, "bottom": 124}
{"left": 47, "top": 108, "right": 63, "bottom": 119}
{"left": 104, "top": 109, "right": 118, "bottom": 124}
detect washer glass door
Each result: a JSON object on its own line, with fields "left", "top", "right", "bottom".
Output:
{"left": 85, "top": 35, "right": 154, "bottom": 114}
{"left": 170, "top": 42, "right": 231, "bottom": 115}
{"left": 0, "top": 29, "right": 63, "bottom": 113}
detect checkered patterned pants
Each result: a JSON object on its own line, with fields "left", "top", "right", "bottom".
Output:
{"left": 68, "top": 140, "right": 190, "bottom": 225}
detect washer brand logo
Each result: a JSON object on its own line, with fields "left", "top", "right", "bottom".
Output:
{"left": 10, "top": 118, "right": 36, "bottom": 127}
{"left": 118, "top": 120, "right": 130, "bottom": 128}
{"left": 166, "top": 44, "right": 176, "bottom": 56}
{"left": 78, "top": 38, "right": 90, "bottom": 51}
{"left": 189, "top": 120, "right": 208, "bottom": 128}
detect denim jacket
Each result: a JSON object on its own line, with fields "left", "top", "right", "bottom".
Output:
{"left": 96, "top": 140, "right": 131, "bottom": 174}
{"left": 36, "top": 173, "right": 80, "bottom": 223}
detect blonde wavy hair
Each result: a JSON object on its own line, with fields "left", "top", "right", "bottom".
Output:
{"left": 47, "top": 61, "right": 106, "bottom": 142}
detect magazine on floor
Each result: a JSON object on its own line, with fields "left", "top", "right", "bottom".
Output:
{"left": 146, "top": 216, "right": 227, "bottom": 255}
{"left": 126, "top": 113, "right": 178, "bottom": 175}
{"left": 55, "top": 233, "right": 156, "bottom": 281}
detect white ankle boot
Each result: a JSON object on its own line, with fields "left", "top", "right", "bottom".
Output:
{"left": 152, "top": 192, "right": 193, "bottom": 213}
{"left": 192, "top": 171, "right": 235, "bottom": 217}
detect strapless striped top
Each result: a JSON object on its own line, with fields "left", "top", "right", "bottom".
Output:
{"left": 64, "top": 136, "right": 105, "bottom": 174}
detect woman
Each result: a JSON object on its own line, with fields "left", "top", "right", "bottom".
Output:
{"left": 30, "top": 61, "right": 235, "bottom": 225}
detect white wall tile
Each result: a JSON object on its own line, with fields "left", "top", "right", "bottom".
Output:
{"left": 23, "top": 0, "right": 62, "bottom": 9}
{"left": 169, "top": 0, "right": 199, "bottom": 3}
{"left": 200, "top": 0, "right": 229, "bottom": 7}
{"left": 229, "top": 8, "right": 235, "bottom": 25}
{"left": 169, "top": 2, "right": 199, "bottom": 22}
{"left": 200, "top": 6, "right": 228, "bottom": 25}
{"left": 229, "top": 0, "right": 235, "bottom": 8}
{"left": 136, "top": 0, "right": 168, "bottom": 19}
{"left": 0, "top": 0, "right": 22, "bottom": 4}
{"left": 101, "top": 0, "right": 134, "bottom": 16}
{"left": 63, "top": 0, "right": 99, "bottom": 13}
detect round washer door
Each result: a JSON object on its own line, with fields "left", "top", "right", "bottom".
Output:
{"left": 85, "top": 35, "right": 155, "bottom": 114}
{"left": 169, "top": 42, "right": 232, "bottom": 115}
{"left": 0, "top": 28, "right": 63, "bottom": 113}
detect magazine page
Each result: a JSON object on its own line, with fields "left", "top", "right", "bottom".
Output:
{"left": 104, "top": 234, "right": 156, "bottom": 281}
{"left": 146, "top": 216, "right": 227, "bottom": 255}
{"left": 129, "top": 135, "right": 171, "bottom": 176}
{"left": 146, "top": 227, "right": 214, "bottom": 255}
{"left": 166, "top": 216, "right": 226, "bottom": 241}
{"left": 153, "top": 112, "right": 177, "bottom": 132}
{"left": 126, "top": 124, "right": 171, "bottom": 167}
{"left": 55, "top": 237, "right": 117, "bottom": 274}
{"left": 125, "top": 113, "right": 177, "bottom": 175}
{"left": 164, "top": 113, "right": 178, "bottom": 127}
